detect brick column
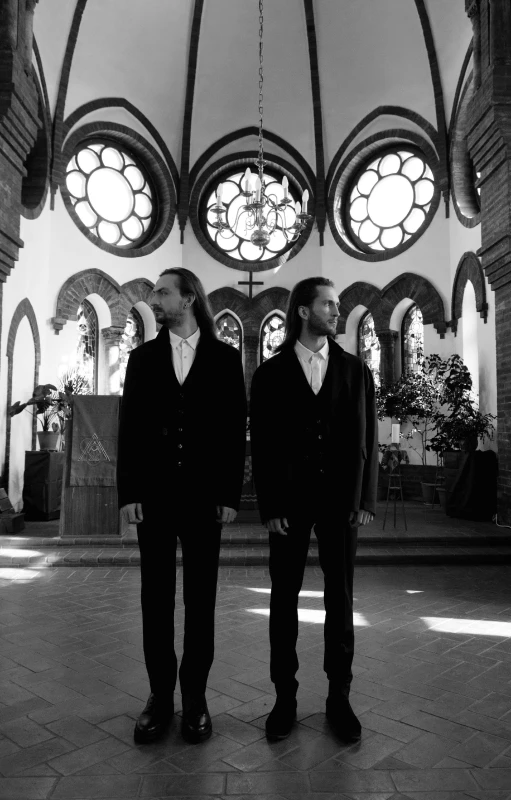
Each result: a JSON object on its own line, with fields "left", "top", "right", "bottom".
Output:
{"left": 376, "top": 329, "right": 398, "bottom": 386}
{"left": 101, "top": 326, "right": 125, "bottom": 396}
{"left": 0, "top": 0, "right": 40, "bottom": 279}
{"left": 466, "top": 0, "right": 511, "bottom": 523}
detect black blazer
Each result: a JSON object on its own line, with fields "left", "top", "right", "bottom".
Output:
{"left": 117, "top": 327, "right": 247, "bottom": 511}
{"left": 250, "top": 340, "right": 379, "bottom": 522}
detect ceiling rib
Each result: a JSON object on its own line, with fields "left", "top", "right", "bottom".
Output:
{"left": 303, "top": 0, "right": 326, "bottom": 245}
{"left": 177, "top": 0, "right": 205, "bottom": 243}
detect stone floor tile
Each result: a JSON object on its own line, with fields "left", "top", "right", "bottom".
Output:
{"left": 167, "top": 733, "right": 244, "bottom": 772}
{"left": 309, "top": 770, "right": 395, "bottom": 792}
{"left": 470, "top": 768, "right": 511, "bottom": 789}
{"left": 398, "top": 711, "right": 473, "bottom": 742}
{"left": 421, "top": 692, "right": 475, "bottom": 720}
{"left": 468, "top": 692, "right": 511, "bottom": 720}
{"left": 336, "top": 734, "right": 404, "bottom": 770}
{"left": 50, "top": 774, "right": 141, "bottom": 798}
{"left": 448, "top": 732, "right": 510, "bottom": 767}
{"left": 140, "top": 773, "right": 226, "bottom": 795}
{"left": 453, "top": 710, "right": 511, "bottom": 740}
{"left": 358, "top": 712, "right": 421, "bottom": 743}
{"left": 0, "top": 715, "right": 54, "bottom": 748}
{"left": 391, "top": 769, "right": 479, "bottom": 793}
{"left": 0, "top": 777, "right": 56, "bottom": 799}
{"left": 368, "top": 697, "right": 427, "bottom": 722}
{"left": 392, "top": 731, "right": 457, "bottom": 767}
{"left": 46, "top": 715, "right": 110, "bottom": 747}
{"left": 226, "top": 772, "right": 308, "bottom": 794}
{"left": 208, "top": 678, "right": 267, "bottom": 703}
{"left": 47, "top": 736, "right": 130, "bottom": 776}
{"left": 212, "top": 714, "right": 266, "bottom": 746}
{"left": 227, "top": 696, "right": 276, "bottom": 723}
{"left": 0, "top": 737, "right": 75, "bottom": 776}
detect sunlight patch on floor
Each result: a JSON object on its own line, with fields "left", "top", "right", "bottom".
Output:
{"left": 421, "top": 616, "right": 511, "bottom": 636}
{"left": 0, "top": 567, "right": 42, "bottom": 580}
{"left": 246, "top": 607, "right": 369, "bottom": 626}
{"left": 246, "top": 587, "right": 324, "bottom": 598}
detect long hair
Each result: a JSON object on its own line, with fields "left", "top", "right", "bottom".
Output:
{"left": 159, "top": 268, "right": 218, "bottom": 340}
{"left": 276, "top": 276, "right": 336, "bottom": 353}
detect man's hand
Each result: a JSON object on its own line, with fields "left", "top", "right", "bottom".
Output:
{"left": 350, "top": 509, "right": 374, "bottom": 527}
{"left": 122, "top": 503, "right": 144, "bottom": 524}
{"left": 266, "top": 518, "right": 289, "bottom": 535}
{"left": 216, "top": 506, "right": 237, "bottom": 524}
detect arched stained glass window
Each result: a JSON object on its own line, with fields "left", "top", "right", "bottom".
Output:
{"left": 76, "top": 299, "right": 98, "bottom": 393}
{"left": 358, "top": 311, "right": 381, "bottom": 385}
{"left": 216, "top": 313, "right": 242, "bottom": 350}
{"left": 261, "top": 314, "right": 286, "bottom": 362}
{"left": 120, "top": 308, "right": 144, "bottom": 390}
{"left": 402, "top": 304, "right": 424, "bottom": 374}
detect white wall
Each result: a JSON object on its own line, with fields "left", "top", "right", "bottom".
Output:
{"left": 9, "top": 317, "right": 36, "bottom": 510}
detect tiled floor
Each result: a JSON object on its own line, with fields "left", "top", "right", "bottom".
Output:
{"left": 1, "top": 562, "right": 511, "bottom": 798}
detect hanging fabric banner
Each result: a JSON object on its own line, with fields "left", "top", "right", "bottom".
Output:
{"left": 69, "top": 396, "right": 120, "bottom": 486}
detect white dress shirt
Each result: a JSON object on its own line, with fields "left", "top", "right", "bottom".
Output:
{"left": 169, "top": 328, "right": 201, "bottom": 385}
{"left": 294, "top": 339, "right": 329, "bottom": 394}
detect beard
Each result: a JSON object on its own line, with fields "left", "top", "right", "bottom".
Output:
{"left": 152, "top": 307, "right": 185, "bottom": 327}
{"left": 307, "top": 308, "right": 337, "bottom": 337}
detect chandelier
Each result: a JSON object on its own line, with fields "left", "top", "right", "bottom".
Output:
{"left": 210, "top": 0, "right": 312, "bottom": 250}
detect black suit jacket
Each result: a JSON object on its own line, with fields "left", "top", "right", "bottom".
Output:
{"left": 117, "top": 327, "right": 247, "bottom": 511}
{"left": 250, "top": 340, "right": 378, "bottom": 522}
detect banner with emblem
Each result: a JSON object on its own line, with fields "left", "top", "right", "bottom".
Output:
{"left": 69, "top": 396, "right": 120, "bottom": 486}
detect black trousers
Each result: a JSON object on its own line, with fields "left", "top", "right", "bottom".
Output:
{"left": 136, "top": 502, "right": 222, "bottom": 698}
{"left": 269, "top": 512, "right": 357, "bottom": 697}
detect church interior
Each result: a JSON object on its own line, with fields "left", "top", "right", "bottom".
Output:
{"left": 2, "top": 0, "right": 511, "bottom": 797}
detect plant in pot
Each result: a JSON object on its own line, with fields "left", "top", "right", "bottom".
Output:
{"left": 9, "top": 384, "right": 61, "bottom": 450}
{"left": 55, "top": 367, "right": 93, "bottom": 449}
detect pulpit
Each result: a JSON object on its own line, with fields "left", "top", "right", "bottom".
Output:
{"left": 59, "top": 395, "right": 127, "bottom": 536}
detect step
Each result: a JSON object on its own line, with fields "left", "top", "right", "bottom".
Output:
{"left": 3, "top": 543, "right": 511, "bottom": 568}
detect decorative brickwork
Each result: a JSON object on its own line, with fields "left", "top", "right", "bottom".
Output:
{"left": 209, "top": 286, "right": 289, "bottom": 394}
{"left": 303, "top": 0, "right": 325, "bottom": 244}
{"left": 53, "top": 270, "right": 155, "bottom": 334}
{"left": 338, "top": 274, "right": 447, "bottom": 337}
{"left": 5, "top": 298, "right": 41, "bottom": 486}
{"left": 20, "top": 57, "right": 50, "bottom": 220}
{"left": 465, "top": 0, "right": 511, "bottom": 523}
{"left": 451, "top": 251, "right": 488, "bottom": 334}
{"left": 0, "top": 1, "right": 40, "bottom": 279}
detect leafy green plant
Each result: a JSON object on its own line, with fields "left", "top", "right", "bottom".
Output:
{"left": 9, "top": 384, "right": 60, "bottom": 432}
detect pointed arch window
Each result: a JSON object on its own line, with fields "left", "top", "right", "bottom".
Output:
{"left": 357, "top": 311, "right": 380, "bottom": 385}
{"left": 76, "top": 299, "right": 98, "bottom": 393}
{"left": 260, "top": 314, "right": 286, "bottom": 362}
{"left": 216, "top": 313, "right": 242, "bottom": 351}
{"left": 401, "top": 304, "right": 424, "bottom": 374}
{"left": 120, "top": 308, "right": 144, "bottom": 391}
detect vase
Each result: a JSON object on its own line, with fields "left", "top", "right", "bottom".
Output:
{"left": 37, "top": 431, "right": 60, "bottom": 451}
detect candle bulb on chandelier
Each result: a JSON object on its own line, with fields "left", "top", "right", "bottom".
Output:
{"left": 255, "top": 176, "right": 262, "bottom": 202}
{"left": 302, "top": 189, "right": 309, "bottom": 214}
{"left": 216, "top": 183, "right": 224, "bottom": 206}
{"left": 295, "top": 200, "right": 301, "bottom": 216}
{"left": 282, "top": 175, "right": 289, "bottom": 199}
{"left": 243, "top": 168, "right": 252, "bottom": 194}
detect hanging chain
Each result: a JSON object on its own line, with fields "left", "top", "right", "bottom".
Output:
{"left": 257, "top": 0, "right": 264, "bottom": 177}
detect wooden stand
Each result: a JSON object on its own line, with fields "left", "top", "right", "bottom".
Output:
{"left": 23, "top": 451, "right": 65, "bottom": 521}
{"left": 383, "top": 468, "right": 407, "bottom": 530}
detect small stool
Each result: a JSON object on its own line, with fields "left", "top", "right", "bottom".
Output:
{"left": 383, "top": 468, "right": 408, "bottom": 530}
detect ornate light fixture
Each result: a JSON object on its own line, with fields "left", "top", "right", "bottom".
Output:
{"left": 210, "top": 0, "right": 311, "bottom": 249}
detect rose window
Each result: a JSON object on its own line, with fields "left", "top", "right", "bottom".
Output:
{"left": 346, "top": 150, "right": 435, "bottom": 253}
{"left": 203, "top": 169, "right": 302, "bottom": 263}
{"left": 65, "top": 143, "right": 154, "bottom": 247}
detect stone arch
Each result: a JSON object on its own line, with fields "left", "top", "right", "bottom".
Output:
{"left": 52, "top": 269, "right": 121, "bottom": 334}
{"left": 118, "top": 278, "right": 155, "bottom": 329}
{"left": 5, "top": 299, "right": 41, "bottom": 486}
{"left": 451, "top": 251, "right": 488, "bottom": 335}
{"left": 337, "top": 282, "right": 388, "bottom": 334}
{"left": 209, "top": 287, "right": 250, "bottom": 328}
{"left": 382, "top": 273, "right": 447, "bottom": 337}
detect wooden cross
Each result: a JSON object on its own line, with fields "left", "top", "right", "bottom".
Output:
{"left": 238, "top": 271, "right": 263, "bottom": 300}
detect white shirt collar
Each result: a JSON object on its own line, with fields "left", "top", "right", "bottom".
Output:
{"left": 294, "top": 338, "right": 329, "bottom": 362}
{"left": 169, "top": 327, "right": 201, "bottom": 350}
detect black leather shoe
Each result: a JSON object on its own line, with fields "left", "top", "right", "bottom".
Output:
{"left": 134, "top": 694, "right": 174, "bottom": 744}
{"left": 181, "top": 695, "right": 212, "bottom": 744}
{"left": 326, "top": 694, "right": 361, "bottom": 742}
{"left": 265, "top": 696, "right": 297, "bottom": 740}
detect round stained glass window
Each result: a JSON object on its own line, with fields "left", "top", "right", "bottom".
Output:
{"left": 201, "top": 168, "right": 303, "bottom": 264}
{"left": 65, "top": 142, "right": 154, "bottom": 248}
{"left": 345, "top": 149, "right": 435, "bottom": 253}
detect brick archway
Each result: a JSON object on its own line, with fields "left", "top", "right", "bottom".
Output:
{"left": 5, "top": 299, "right": 41, "bottom": 485}
{"left": 451, "top": 251, "right": 488, "bottom": 334}
{"left": 118, "top": 278, "right": 155, "bottom": 329}
{"left": 208, "top": 286, "right": 289, "bottom": 393}
{"left": 52, "top": 269, "right": 122, "bottom": 334}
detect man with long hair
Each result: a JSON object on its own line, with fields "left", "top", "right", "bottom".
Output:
{"left": 118, "top": 268, "right": 247, "bottom": 745}
{"left": 251, "top": 277, "right": 378, "bottom": 742}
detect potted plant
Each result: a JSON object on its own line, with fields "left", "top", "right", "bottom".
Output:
{"left": 9, "top": 383, "right": 62, "bottom": 450}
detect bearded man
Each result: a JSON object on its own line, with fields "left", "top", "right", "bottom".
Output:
{"left": 250, "top": 277, "right": 378, "bottom": 742}
{"left": 118, "top": 268, "right": 247, "bottom": 744}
